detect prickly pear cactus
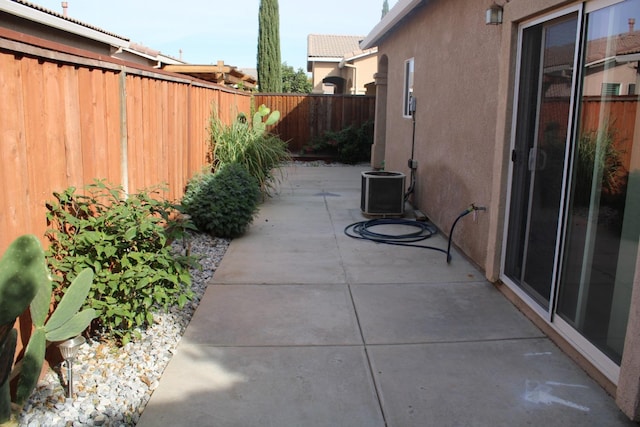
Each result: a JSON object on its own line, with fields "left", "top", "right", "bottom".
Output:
{"left": 0, "top": 235, "right": 96, "bottom": 422}
{"left": 0, "top": 235, "right": 47, "bottom": 424}
{"left": 16, "top": 268, "right": 96, "bottom": 405}
{"left": 252, "top": 104, "right": 280, "bottom": 135}
{"left": 0, "top": 235, "right": 48, "bottom": 326}
{"left": 0, "top": 329, "right": 17, "bottom": 422}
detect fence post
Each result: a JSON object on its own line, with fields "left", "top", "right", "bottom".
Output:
{"left": 119, "top": 66, "right": 128, "bottom": 195}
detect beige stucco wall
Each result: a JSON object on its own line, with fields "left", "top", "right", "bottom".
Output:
{"left": 310, "top": 61, "right": 342, "bottom": 93}
{"left": 376, "top": 0, "right": 502, "bottom": 269}
{"left": 310, "top": 55, "right": 377, "bottom": 95}
{"left": 348, "top": 54, "right": 378, "bottom": 94}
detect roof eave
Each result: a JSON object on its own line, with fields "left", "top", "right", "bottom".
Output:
{"left": 360, "top": 0, "right": 426, "bottom": 50}
{"left": 307, "top": 56, "right": 343, "bottom": 63}
{"left": 1, "top": 0, "right": 129, "bottom": 49}
{"left": 339, "top": 47, "right": 378, "bottom": 67}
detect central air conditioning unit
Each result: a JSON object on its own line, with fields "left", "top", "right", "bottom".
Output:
{"left": 361, "top": 171, "right": 405, "bottom": 216}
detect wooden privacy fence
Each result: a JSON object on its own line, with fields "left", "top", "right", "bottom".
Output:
{"left": 255, "top": 94, "right": 376, "bottom": 153}
{"left": 0, "top": 29, "right": 377, "bottom": 254}
{"left": 0, "top": 31, "right": 251, "bottom": 254}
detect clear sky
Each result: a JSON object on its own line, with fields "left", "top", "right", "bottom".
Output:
{"left": 31, "top": 0, "right": 396, "bottom": 71}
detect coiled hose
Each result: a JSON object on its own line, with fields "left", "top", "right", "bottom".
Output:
{"left": 344, "top": 205, "right": 485, "bottom": 263}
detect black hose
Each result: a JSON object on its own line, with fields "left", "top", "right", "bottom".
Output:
{"left": 344, "top": 207, "right": 477, "bottom": 263}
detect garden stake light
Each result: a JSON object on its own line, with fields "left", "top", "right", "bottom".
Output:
{"left": 58, "top": 336, "right": 86, "bottom": 399}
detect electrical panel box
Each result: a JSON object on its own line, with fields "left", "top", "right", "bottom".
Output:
{"left": 361, "top": 171, "right": 405, "bottom": 216}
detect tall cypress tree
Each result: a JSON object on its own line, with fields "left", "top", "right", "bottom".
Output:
{"left": 257, "top": 0, "right": 282, "bottom": 93}
{"left": 381, "top": 0, "right": 389, "bottom": 19}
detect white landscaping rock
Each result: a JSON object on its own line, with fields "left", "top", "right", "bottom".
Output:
{"left": 18, "top": 232, "right": 229, "bottom": 427}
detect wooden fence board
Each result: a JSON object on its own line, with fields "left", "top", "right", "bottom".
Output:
{"left": 104, "top": 70, "right": 122, "bottom": 187}
{"left": 0, "top": 52, "right": 30, "bottom": 238}
{"left": 23, "top": 56, "right": 48, "bottom": 237}
{"left": 78, "top": 67, "right": 97, "bottom": 187}
{"left": 127, "top": 74, "right": 144, "bottom": 194}
{"left": 61, "top": 64, "right": 84, "bottom": 189}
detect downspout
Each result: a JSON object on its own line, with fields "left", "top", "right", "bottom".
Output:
{"left": 340, "top": 62, "right": 357, "bottom": 95}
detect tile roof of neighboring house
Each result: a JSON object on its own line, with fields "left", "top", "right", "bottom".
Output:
{"left": 586, "top": 30, "right": 640, "bottom": 64}
{"left": 307, "top": 34, "right": 366, "bottom": 59}
{"left": 7, "top": 0, "right": 129, "bottom": 41}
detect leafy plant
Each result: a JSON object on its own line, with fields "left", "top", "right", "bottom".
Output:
{"left": 573, "top": 124, "right": 624, "bottom": 206}
{"left": 45, "top": 181, "right": 196, "bottom": 345}
{"left": 182, "top": 163, "right": 261, "bottom": 238}
{"left": 303, "top": 121, "right": 374, "bottom": 164}
{"left": 209, "top": 104, "right": 290, "bottom": 195}
{"left": 0, "top": 235, "right": 95, "bottom": 424}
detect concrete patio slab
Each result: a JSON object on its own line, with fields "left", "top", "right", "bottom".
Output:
{"left": 138, "top": 165, "right": 633, "bottom": 426}
{"left": 183, "top": 284, "right": 362, "bottom": 346}
{"left": 211, "top": 235, "right": 346, "bottom": 284}
{"left": 368, "top": 339, "right": 635, "bottom": 427}
{"left": 137, "top": 344, "right": 385, "bottom": 427}
{"left": 338, "top": 236, "right": 483, "bottom": 284}
{"left": 351, "top": 282, "right": 545, "bottom": 344}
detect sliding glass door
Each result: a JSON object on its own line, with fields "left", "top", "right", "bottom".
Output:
{"left": 556, "top": 0, "right": 640, "bottom": 365}
{"left": 504, "top": 0, "right": 640, "bottom": 371}
{"left": 504, "top": 12, "right": 579, "bottom": 310}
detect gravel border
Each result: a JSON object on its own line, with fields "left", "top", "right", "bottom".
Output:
{"left": 18, "top": 233, "right": 229, "bottom": 427}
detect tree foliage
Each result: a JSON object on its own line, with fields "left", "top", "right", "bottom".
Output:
{"left": 382, "top": 0, "right": 389, "bottom": 19}
{"left": 281, "top": 63, "right": 312, "bottom": 94}
{"left": 257, "top": 0, "right": 282, "bottom": 92}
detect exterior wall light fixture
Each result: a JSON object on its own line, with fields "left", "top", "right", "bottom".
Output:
{"left": 486, "top": 3, "right": 503, "bottom": 25}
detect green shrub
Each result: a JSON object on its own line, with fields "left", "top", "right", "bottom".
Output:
{"left": 182, "top": 163, "right": 261, "bottom": 237}
{"left": 209, "top": 104, "right": 291, "bottom": 195}
{"left": 45, "top": 180, "right": 196, "bottom": 345}
{"left": 303, "top": 120, "right": 374, "bottom": 164}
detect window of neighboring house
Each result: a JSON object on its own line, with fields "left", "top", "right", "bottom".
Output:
{"left": 403, "top": 58, "right": 415, "bottom": 117}
{"left": 601, "top": 82, "right": 621, "bottom": 96}
{"left": 629, "top": 83, "right": 636, "bottom": 96}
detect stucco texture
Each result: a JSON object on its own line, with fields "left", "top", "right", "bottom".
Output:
{"left": 377, "top": 0, "right": 502, "bottom": 270}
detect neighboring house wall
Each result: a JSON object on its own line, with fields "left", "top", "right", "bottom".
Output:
{"left": 0, "top": 0, "right": 182, "bottom": 68}
{"left": 310, "top": 60, "right": 343, "bottom": 93}
{"left": 364, "top": 0, "right": 640, "bottom": 420}
{"left": 343, "top": 54, "right": 378, "bottom": 95}
{"left": 309, "top": 55, "right": 378, "bottom": 94}
{"left": 307, "top": 34, "right": 377, "bottom": 95}
{"left": 0, "top": 10, "right": 119, "bottom": 54}
{"left": 584, "top": 64, "right": 640, "bottom": 96}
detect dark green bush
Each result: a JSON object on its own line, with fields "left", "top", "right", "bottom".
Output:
{"left": 45, "top": 180, "right": 196, "bottom": 345}
{"left": 182, "top": 163, "right": 261, "bottom": 237}
{"left": 303, "top": 120, "right": 374, "bottom": 164}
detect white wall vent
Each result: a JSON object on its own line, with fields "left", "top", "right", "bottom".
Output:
{"left": 361, "top": 171, "right": 405, "bottom": 216}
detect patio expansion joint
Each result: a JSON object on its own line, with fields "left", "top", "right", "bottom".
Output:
{"left": 345, "top": 282, "right": 390, "bottom": 426}
{"left": 324, "top": 193, "right": 350, "bottom": 285}
{"left": 188, "top": 343, "right": 366, "bottom": 349}
{"left": 362, "top": 336, "right": 550, "bottom": 347}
